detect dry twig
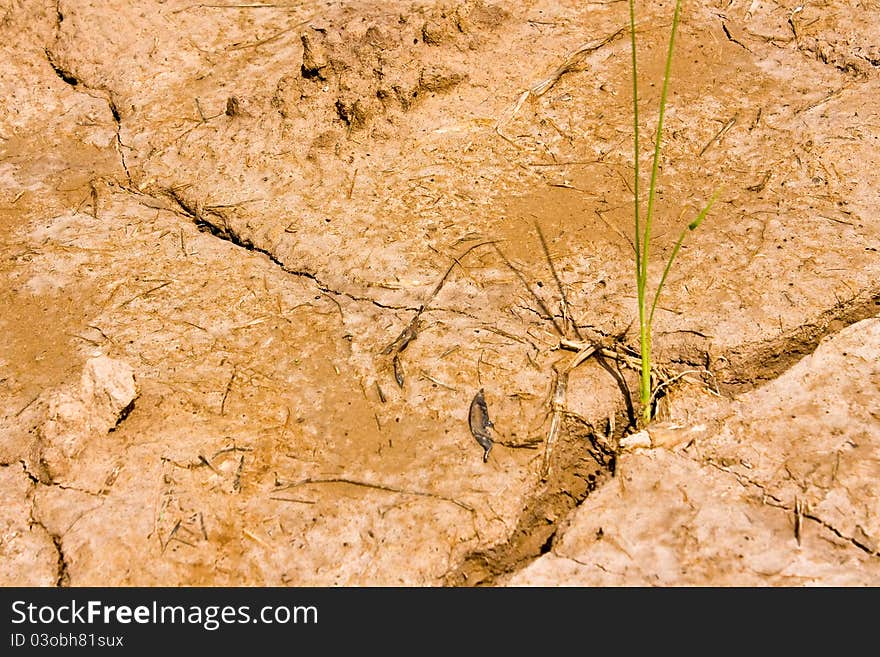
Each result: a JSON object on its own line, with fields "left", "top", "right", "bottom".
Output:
{"left": 496, "top": 27, "right": 627, "bottom": 146}
{"left": 276, "top": 476, "right": 474, "bottom": 513}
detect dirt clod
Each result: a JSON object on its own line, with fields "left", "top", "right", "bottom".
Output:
{"left": 33, "top": 356, "right": 137, "bottom": 483}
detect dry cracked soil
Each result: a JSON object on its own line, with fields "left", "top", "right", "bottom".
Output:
{"left": 1, "top": 0, "right": 878, "bottom": 587}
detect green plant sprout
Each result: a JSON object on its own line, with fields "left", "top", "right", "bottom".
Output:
{"left": 627, "top": 0, "right": 717, "bottom": 425}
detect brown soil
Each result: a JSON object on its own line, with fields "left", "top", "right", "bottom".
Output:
{"left": 1, "top": 0, "right": 878, "bottom": 586}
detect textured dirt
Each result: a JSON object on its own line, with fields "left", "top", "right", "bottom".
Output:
{"left": 1, "top": 0, "right": 878, "bottom": 586}
{"left": 509, "top": 317, "right": 880, "bottom": 585}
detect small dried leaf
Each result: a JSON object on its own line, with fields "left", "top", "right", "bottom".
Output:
{"left": 468, "top": 388, "right": 494, "bottom": 462}
{"left": 393, "top": 354, "right": 405, "bottom": 388}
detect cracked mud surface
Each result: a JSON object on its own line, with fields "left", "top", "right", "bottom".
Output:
{"left": 1, "top": 0, "right": 878, "bottom": 586}
{"left": 510, "top": 317, "right": 880, "bottom": 585}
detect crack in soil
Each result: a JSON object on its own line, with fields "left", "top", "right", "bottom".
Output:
{"left": 43, "top": 47, "right": 78, "bottom": 86}
{"left": 19, "top": 458, "right": 103, "bottom": 495}
{"left": 21, "top": 461, "right": 70, "bottom": 587}
{"left": 126, "top": 178, "right": 880, "bottom": 583}
{"left": 19, "top": 459, "right": 39, "bottom": 485}
{"left": 48, "top": 532, "right": 71, "bottom": 587}
{"left": 702, "top": 457, "right": 878, "bottom": 559}
{"left": 719, "top": 290, "right": 880, "bottom": 394}
{"left": 32, "top": 6, "right": 878, "bottom": 585}
{"left": 444, "top": 415, "right": 617, "bottom": 586}
{"left": 43, "top": 46, "right": 132, "bottom": 185}
{"left": 804, "top": 511, "right": 879, "bottom": 557}
{"left": 702, "top": 457, "right": 783, "bottom": 503}
{"left": 161, "top": 187, "right": 421, "bottom": 313}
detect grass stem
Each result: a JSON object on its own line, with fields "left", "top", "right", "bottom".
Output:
{"left": 628, "top": 0, "right": 713, "bottom": 425}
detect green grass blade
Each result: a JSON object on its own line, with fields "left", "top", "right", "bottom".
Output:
{"left": 649, "top": 191, "right": 718, "bottom": 326}
{"left": 629, "top": 0, "right": 653, "bottom": 425}
{"left": 641, "top": 0, "right": 682, "bottom": 275}
{"left": 628, "top": 0, "right": 641, "bottom": 278}
{"left": 633, "top": 0, "right": 682, "bottom": 424}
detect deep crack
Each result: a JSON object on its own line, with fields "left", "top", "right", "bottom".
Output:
{"left": 44, "top": 47, "right": 78, "bottom": 86}
{"left": 721, "top": 21, "right": 751, "bottom": 52}
{"left": 162, "top": 187, "right": 424, "bottom": 313}
{"left": 49, "top": 533, "right": 71, "bottom": 587}
{"left": 107, "top": 96, "right": 132, "bottom": 185}
{"left": 805, "top": 512, "right": 879, "bottom": 557}
{"left": 444, "top": 415, "right": 616, "bottom": 586}
{"left": 22, "top": 461, "right": 70, "bottom": 587}
{"left": 43, "top": 45, "right": 131, "bottom": 185}
{"left": 20, "top": 459, "right": 40, "bottom": 485}
{"left": 719, "top": 290, "right": 880, "bottom": 394}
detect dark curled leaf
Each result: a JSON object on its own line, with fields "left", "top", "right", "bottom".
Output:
{"left": 469, "top": 388, "right": 494, "bottom": 462}
{"left": 393, "top": 353, "right": 405, "bottom": 388}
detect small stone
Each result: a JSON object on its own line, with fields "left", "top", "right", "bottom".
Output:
{"left": 35, "top": 356, "right": 138, "bottom": 481}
